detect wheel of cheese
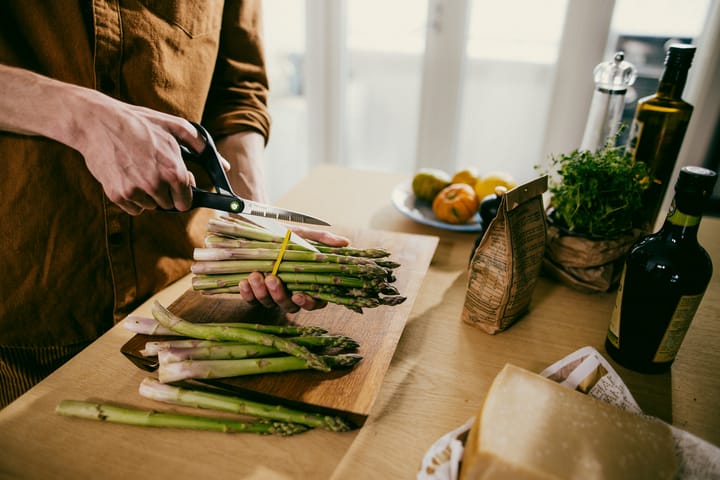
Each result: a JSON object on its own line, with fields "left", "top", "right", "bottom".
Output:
{"left": 460, "top": 364, "right": 676, "bottom": 479}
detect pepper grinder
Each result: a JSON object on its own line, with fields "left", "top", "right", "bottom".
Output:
{"left": 580, "top": 51, "right": 637, "bottom": 151}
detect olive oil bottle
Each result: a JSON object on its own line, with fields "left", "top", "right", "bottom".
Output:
{"left": 626, "top": 44, "right": 696, "bottom": 232}
{"left": 605, "top": 166, "right": 717, "bottom": 373}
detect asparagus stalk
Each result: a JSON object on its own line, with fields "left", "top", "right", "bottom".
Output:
{"left": 123, "top": 316, "right": 175, "bottom": 335}
{"left": 205, "top": 236, "right": 284, "bottom": 249}
{"left": 285, "top": 283, "right": 400, "bottom": 297}
{"left": 300, "top": 335, "right": 360, "bottom": 350}
{"left": 291, "top": 293, "right": 405, "bottom": 311}
{"left": 127, "top": 315, "right": 326, "bottom": 338}
{"left": 138, "top": 378, "right": 353, "bottom": 431}
{"left": 198, "top": 287, "right": 242, "bottom": 295}
{"left": 195, "top": 322, "right": 326, "bottom": 336}
{"left": 151, "top": 301, "right": 330, "bottom": 372}
{"left": 372, "top": 259, "right": 402, "bottom": 269}
{"left": 193, "top": 247, "right": 380, "bottom": 265}
{"left": 158, "top": 354, "right": 362, "bottom": 383}
{"left": 207, "top": 219, "right": 290, "bottom": 244}
{"left": 197, "top": 287, "right": 406, "bottom": 309}
{"left": 193, "top": 272, "right": 389, "bottom": 290}
{"left": 205, "top": 234, "right": 392, "bottom": 258}
{"left": 192, "top": 273, "right": 249, "bottom": 290}
{"left": 191, "top": 259, "right": 390, "bottom": 278}
{"left": 55, "top": 399, "right": 307, "bottom": 436}
{"left": 155, "top": 336, "right": 359, "bottom": 362}
{"left": 142, "top": 339, "right": 232, "bottom": 357}
{"left": 307, "top": 293, "right": 377, "bottom": 309}
{"left": 142, "top": 335, "right": 358, "bottom": 357}
{"left": 158, "top": 344, "right": 280, "bottom": 363}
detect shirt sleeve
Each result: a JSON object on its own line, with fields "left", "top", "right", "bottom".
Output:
{"left": 202, "top": 0, "right": 272, "bottom": 143}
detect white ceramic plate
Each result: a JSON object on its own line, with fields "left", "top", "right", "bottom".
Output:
{"left": 391, "top": 181, "right": 483, "bottom": 232}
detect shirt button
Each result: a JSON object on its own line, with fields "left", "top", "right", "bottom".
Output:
{"left": 100, "top": 76, "right": 116, "bottom": 92}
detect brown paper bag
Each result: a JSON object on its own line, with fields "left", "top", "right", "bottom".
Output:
{"left": 543, "top": 225, "right": 641, "bottom": 293}
{"left": 462, "top": 176, "right": 548, "bottom": 334}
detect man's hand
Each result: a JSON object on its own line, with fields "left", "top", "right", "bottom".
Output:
{"left": 238, "top": 228, "right": 350, "bottom": 313}
{"left": 76, "top": 103, "right": 206, "bottom": 215}
{"left": 0, "top": 64, "right": 206, "bottom": 216}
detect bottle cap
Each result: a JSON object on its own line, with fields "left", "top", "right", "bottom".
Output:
{"left": 676, "top": 166, "right": 717, "bottom": 199}
{"left": 665, "top": 44, "right": 696, "bottom": 69}
{"left": 592, "top": 51, "right": 637, "bottom": 91}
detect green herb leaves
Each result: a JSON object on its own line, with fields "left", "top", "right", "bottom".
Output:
{"left": 545, "top": 143, "right": 651, "bottom": 238}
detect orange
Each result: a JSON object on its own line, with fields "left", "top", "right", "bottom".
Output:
{"left": 451, "top": 168, "right": 480, "bottom": 187}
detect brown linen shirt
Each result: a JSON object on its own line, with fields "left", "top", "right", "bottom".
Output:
{"left": 0, "top": 1, "right": 270, "bottom": 404}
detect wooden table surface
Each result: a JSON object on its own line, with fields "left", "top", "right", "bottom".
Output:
{"left": 1, "top": 165, "right": 718, "bottom": 479}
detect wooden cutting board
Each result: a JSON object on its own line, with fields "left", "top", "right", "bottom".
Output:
{"left": 122, "top": 227, "right": 438, "bottom": 427}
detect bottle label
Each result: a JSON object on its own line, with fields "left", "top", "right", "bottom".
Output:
{"left": 606, "top": 265, "right": 626, "bottom": 348}
{"left": 653, "top": 293, "right": 705, "bottom": 363}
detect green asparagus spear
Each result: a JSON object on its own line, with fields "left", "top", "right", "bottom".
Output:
{"left": 157, "top": 344, "right": 280, "bottom": 363}
{"left": 207, "top": 219, "right": 290, "bottom": 244}
{"left": 143, "top": 335, "right": 358, "bottom": 358}
{"left": 193, "top": 247, "right": 378, "bottom": 265}
{"left": 128, "top": 315, "right": 326, "bottom": 338}
{"left": 158, "top": 354, "right": 363, "bottom": 383}
{"left": 192, "top": 272, "right": 389, "bottom": 290}
{"left": 205, "top": 234, "right": 392, "bottom": 258}
{"left": 295, "top": 292, "right": 406, "bottom": 309}
{"left": 55, "top": 400, "right": 308, "bottom": 436}
{"left": 155, "top": 336, "right": 359, "bottom": 362}
{"left": 138, "top": 378, "right": 353, "bottom": 431}
{"left": 196, "top": 322, "right": 326, "bottom": 336}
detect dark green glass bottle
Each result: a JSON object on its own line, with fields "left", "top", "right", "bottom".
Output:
{"left": 626, "top": 44, "right": 696, "bottom": 232}
{"left": 605, "top": 166, "right": 717, "bottom": 373}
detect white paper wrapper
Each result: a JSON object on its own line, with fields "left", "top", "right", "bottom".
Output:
{"left": 417, "top": 346, "right": 720, "bottom": 480}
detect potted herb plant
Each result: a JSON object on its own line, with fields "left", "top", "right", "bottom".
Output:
{"left": 540, "top": 140, "right": 652, "bottom": 293}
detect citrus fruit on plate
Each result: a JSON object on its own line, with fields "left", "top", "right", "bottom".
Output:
{"left": 474, "top": 171, "right": 517, "bottom": 200}
{"left": 451, "top": 168, "right": 480, "bottom": 187}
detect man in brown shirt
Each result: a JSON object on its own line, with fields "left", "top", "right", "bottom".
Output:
{"left": 0, "top": 1, "right": 344, "bottom": 407}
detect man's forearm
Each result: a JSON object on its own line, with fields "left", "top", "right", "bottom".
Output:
{"left": 0, "top": 64, "right": 99, "bottom": 149}
{"left": 215, "top": 130, "right": 268, "bottom": 202}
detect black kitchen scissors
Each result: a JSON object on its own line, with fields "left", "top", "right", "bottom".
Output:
{"left": 177, "top": 122, "right": 330, "bottom": 226}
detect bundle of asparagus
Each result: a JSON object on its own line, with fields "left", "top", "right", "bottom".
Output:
{"left": 59, "top": 302, "right": 363, "bottom": 435}
{"left": 190, "top": 215, "right": 406, "bottom": 313}
{"left": 148, "top": 300, "right": 362, "bottom": 381}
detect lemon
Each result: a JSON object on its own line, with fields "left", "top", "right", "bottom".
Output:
{"left": 474, "top": 171, "right": 517, "bottom": 201}
{"left": 451, "top": 168, "right": 480, "bottom": 187}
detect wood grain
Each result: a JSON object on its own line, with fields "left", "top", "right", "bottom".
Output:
{"left": 122, "top": 227, "right": 438, "bottom": 427}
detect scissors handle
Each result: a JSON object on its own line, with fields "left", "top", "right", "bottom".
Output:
{"left": 157, "top": 122, "right": 234, "bottom": 212}
{"left": 181, "top": 122, "right": 234, "bottom": 196}
{"left": 190, "top": 187, "right": 245, "bottom": 212}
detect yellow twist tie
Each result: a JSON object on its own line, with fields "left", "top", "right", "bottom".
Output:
{"left": 271, "top": 229, "right": 292, "bottom": 276}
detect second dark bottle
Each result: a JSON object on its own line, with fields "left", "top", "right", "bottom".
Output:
{"left": 605, "top": 165, "right": 717, "bottom": 373}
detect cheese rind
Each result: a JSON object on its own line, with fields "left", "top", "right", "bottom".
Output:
{"left": 460, "top": 364, "right": 676, "bottom": 480}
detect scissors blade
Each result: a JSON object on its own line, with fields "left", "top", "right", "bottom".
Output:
{"left": 232, "top": 214, "right": 321, "bottom": 253}
{"left": 239, "top": 199, "right": 331, "bottom": 227}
